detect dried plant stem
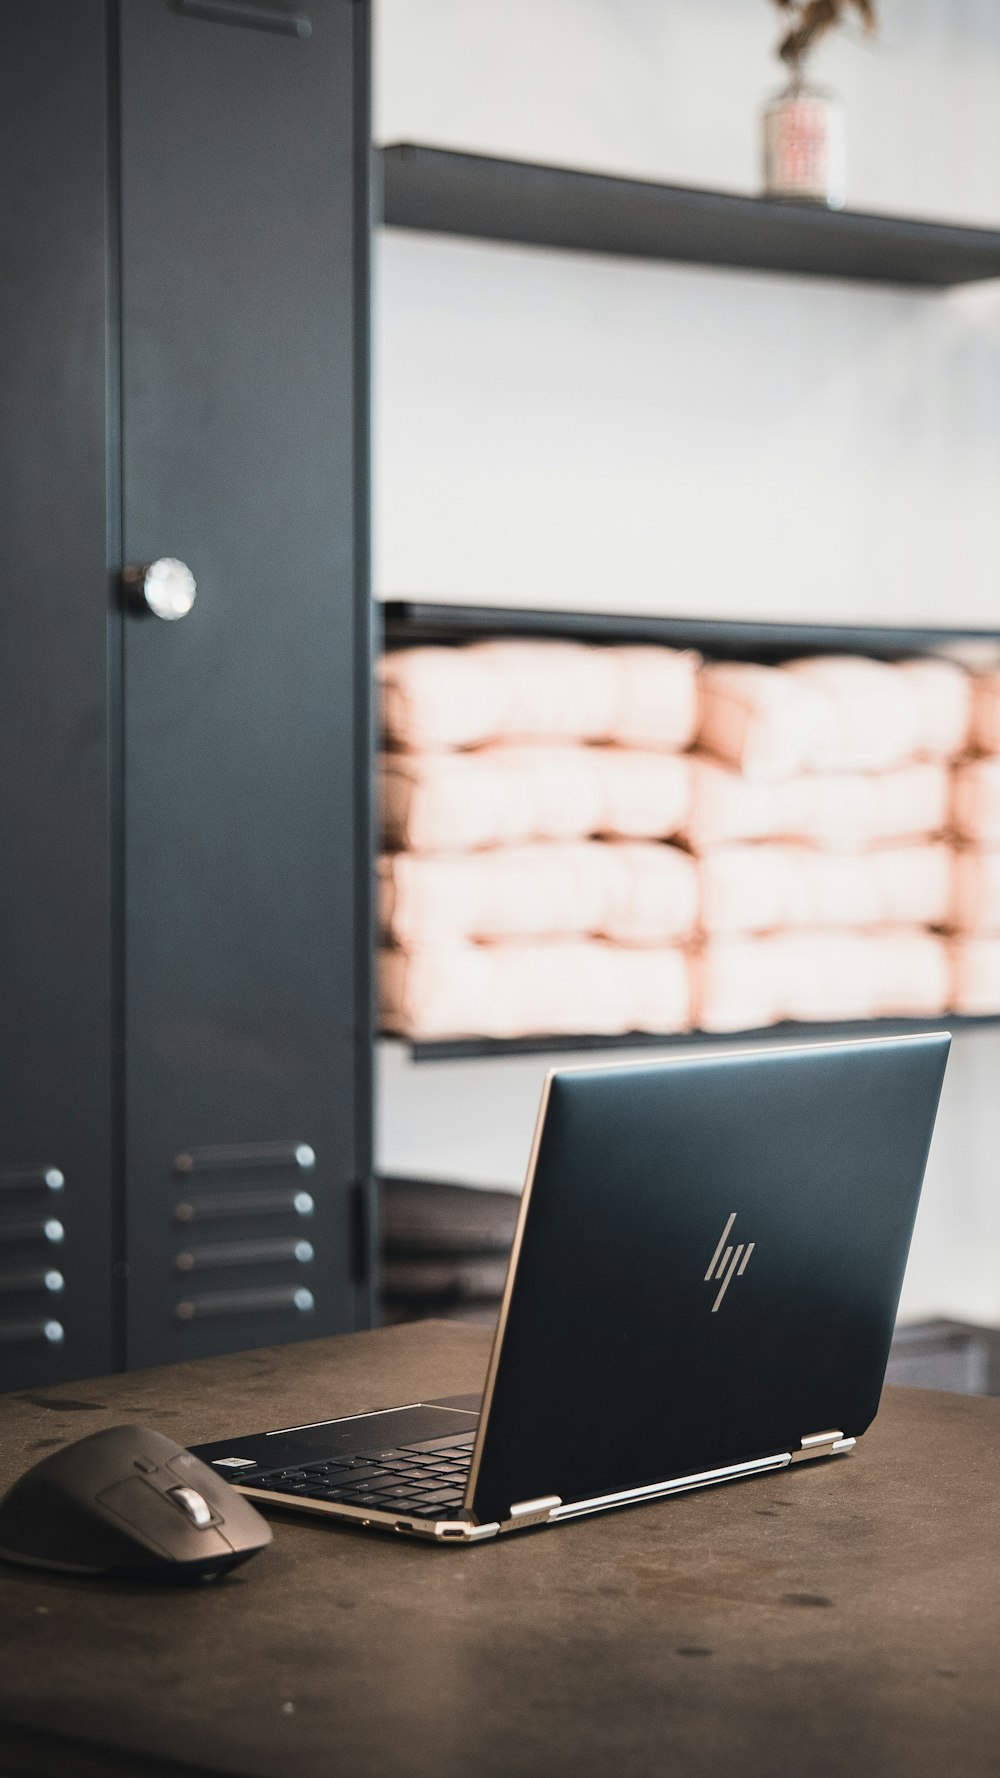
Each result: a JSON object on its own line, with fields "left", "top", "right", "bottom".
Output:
{"left": 772, "top": 0, "right": 877, "bottom": 67}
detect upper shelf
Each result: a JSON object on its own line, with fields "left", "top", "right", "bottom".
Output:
{"left": 379, "top": 144, "right": 1000, "bottom": 288}
{"left": 382, "top": 600, "right": 1000, "bottom": 662}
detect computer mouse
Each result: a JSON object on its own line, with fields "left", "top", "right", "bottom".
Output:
{"left": 0, "top": 1424, "right": 272, "bottom": 1580}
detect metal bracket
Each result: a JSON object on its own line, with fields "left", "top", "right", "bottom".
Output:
{"left": 506, "top": 1494, "right": 562, "bottom": 1530}
{"left": 790, "top": 1430, "right": 857, "bottom": 1463}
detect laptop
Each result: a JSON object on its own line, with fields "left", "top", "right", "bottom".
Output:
{"left": 191, "top": 1032, "right": 950, "bottom": 1543}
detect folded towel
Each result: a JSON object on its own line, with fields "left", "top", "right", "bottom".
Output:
{"left": 695, "top": 930, "right": 951, "bottom": 1032}
{"left": 698, "top": 655, "right": 970, "bottom": 781}
{"left": 381, "top": 746, "right": 694, "bottom": 853}
{"left": 895, "top": 657, "right": 972, "bottom": 760}
{"left": 379, "top": 641, "right": 700, "bottom": 753}
{"left": 968, "top": 669, "right": 1000, "bottom": 756}
{"left": 697, "top": 662, "right": 826, "bottom": 781}
{"left": 380, "top": 940, "right": 692, "bottom": 1040}
{"left": 950, "top": 849, "right": 1000, "bottom": 933}
{"left": 685, "top": 758, "right": 949, "bottom": 852}
{"left": 949, "top": 935, "right": 1000, "bottom": 1014}
{"left": 952, "top": 756, "right": 1000, "bottom": 844}
{"left": 606, "top": 646, "right": 701, "bottom": 750}
{"left": 379, "top": 842, "right": 699, "bottom": 948}
{"left": 785, "top": 655, "right": 966, "bottom": 772}
{"left": 699, "top": 841, "right": 953, "bottom": 935}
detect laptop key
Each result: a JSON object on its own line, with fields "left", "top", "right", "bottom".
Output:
{"left": 399, "top": 1435, "right": 477, "bottom": 1454}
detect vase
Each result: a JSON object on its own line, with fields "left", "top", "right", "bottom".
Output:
{"left": 763, "top": 63, "right": 847, "bottom": 209}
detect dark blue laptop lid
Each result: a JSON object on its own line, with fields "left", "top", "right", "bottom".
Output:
{"left": 468, "top": 1033, "right": 950, "bottom": 1526}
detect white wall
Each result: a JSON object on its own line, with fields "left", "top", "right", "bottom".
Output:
{"left": 373, "top": 0, "right": 1000, "bottom": 1323}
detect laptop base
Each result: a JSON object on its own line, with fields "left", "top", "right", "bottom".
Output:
{"left": 191, "top": 1402, "right": 857, "bottom": 1545}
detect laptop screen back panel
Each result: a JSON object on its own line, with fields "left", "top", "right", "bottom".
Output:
{"left": 468, "top": 1035, "right": 949, "bottom": 1528}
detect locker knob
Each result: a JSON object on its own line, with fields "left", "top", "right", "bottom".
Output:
{"left": 124, "top": 558, "right": 197, "bottom": 621}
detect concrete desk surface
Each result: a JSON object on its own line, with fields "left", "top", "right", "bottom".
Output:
{"left": 0, "top": 1320, "right": 998, "bottom": 1778}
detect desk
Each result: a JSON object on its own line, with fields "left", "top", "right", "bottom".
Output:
{"left": 1, "top": 1321, "right": 997, "bottom": 1778}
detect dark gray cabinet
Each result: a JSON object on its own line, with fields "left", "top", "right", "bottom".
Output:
{"left": 0, "top": 0, "right": 373, "bottom": 1389}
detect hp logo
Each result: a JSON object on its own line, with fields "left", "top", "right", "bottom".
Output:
{"left": 705, "top": 1213, "right": 755, "bottom": 1312}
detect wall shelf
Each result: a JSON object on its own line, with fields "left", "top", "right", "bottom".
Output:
{"left": 381, "top": 603, "right": 1000, "bottom": 1062}
{"left": 382, "top": 599, "right": 1000, "bottom": 662}
{"left": 388, "top": 1017, "right": 995, "bottom": 1064}
{"left": 379, "top": 144, "right": 1000, "bottom": 288}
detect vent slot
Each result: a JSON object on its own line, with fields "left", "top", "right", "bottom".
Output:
{"left": 0, "top": 1266, "right": 64, "bottom": 1295}
{"left": 171, "top": 0, "right": 313, "bottom": 40}
{"left": 0, "top": 1217, "right": 65, "bottom": 1246}
{"left": 0, "top": 1165, "right": 64, "bottom": 1194}
{"left": 175, "top": 1285, "right": 315, "bottom": 1322}
{"left": 175, "top": 1189, "right": 314, "bottom": 1224}
{"left": 174, "top": 1142, "right": 315, "bottom": 1175}
{"left": 174, "top": 1237, "right": 314, "bottom": 1272}
{"left": 0, "top": 1317, "right": 64, "bottom": 1346}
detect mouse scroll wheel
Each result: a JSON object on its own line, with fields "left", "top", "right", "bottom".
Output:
{"left": 168, "top": 1485, "right": 213, "bottom": 1530}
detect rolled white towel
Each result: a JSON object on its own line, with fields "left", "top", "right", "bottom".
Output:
{"left": 785, "top": 655, "right": 923, "bottom": 774}
{"left": 381, "top": 745, "right": 694, "bottom": 853}
{"left": 896, "top": 657, "right": 972, "bottom": 760}
{"left": 685, "top": 757, "right": 949, "bottom": 852}
{"left": 697, "top": 661, "right": 825, "bottom": 781}
{"left": 697, "top": 655, "right": 971, "bottom": 782}
{"left": 952, "top": 756, "right": 1000, "bottom": 845}
{"left": 607, "top": 646, "right": 701, "bottom": 751}
{"left": 379, "top": 640, "right": 700, "bottom": 752}
{"left": 950, "top": 935, "right": 1000, "bottom": 1014}
{"left": 968, "top": 668, "right": 1000, "bottom": 756}
{"left": 695, "top": 929, "right": 950, "bottom": 1032}
{"left": 378, "top": 842, "right": 699, "bottom": 948}
{"left": 950, "top": 848, "right": 1000, "bottom": 933}
{"left": 380, "top": 940, "right": 692, "bottom": 1041}
{"left": 699, "top": 841, "right": 953, "bottom": 935}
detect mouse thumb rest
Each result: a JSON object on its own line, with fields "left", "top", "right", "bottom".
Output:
{"left": 0, "top": 1425, "right": 271, "bottom": 1579}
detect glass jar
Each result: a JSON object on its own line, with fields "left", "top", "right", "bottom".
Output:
{"left": 763, "top": 65, "right": 847, "bottom": 209}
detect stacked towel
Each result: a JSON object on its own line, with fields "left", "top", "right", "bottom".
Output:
{"left": 380, "top": 843, "right": 699, "bottom": 949}
{"left": 379, "top": 641, "right": 700, "bottom": 753}
{"left": 379, "top": 638, "right": 977, "bottom": 1041}
{"left": 949, "top": 679, "right": 1000, "bottom": 1013}
{"left": 381, "top": 942, "right": 692, "bottom": 1041}
{"left": 379, "top": 639, "right": 701, "bottom": 1039}
{"left": 382, "top": 746, "right": 694, "bottom": 853}
{"left": 685, "top": 757, "right": 950, "bottom": 853}
{"left": 689, "top": 656, "right": 969, "bottom": 1032}
{"left": 698, "top": 655, "right": 971, "bottom": 780}
{"left": 700, "top": 842, "right": 953, "bottom": 936}
{"left": 696, "top": 930, "right": 950, "bottom": 1033}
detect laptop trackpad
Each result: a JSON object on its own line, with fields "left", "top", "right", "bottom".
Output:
{"left": 271, "top": 1403, "right": 479, "bottom": 1463}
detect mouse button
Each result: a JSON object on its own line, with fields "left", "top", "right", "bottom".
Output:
{"left": 0, "top": 1472, "right": 126, "bottom": 1573}
{"left": 215, "top": 1493, "right": 273, "bottom": 1556}
{"left": 96, "top": 1478, "right": 230, "bottom": 1563}
{"left": 165, "top": 1454, "right": 228, "bottom": 1517}
{"left": 167, "top": 1486, "right": 214, "bottom": 1530}
{"left": 166, "top": 1449, "right": 218, "bottom": 1490}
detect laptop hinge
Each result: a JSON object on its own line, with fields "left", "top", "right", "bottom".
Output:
{"left": 508, "top": 1494, "right": 562, "bottom": 1528}
{"left": 790, "top": 1430, "right": 857, "bottom": 1463}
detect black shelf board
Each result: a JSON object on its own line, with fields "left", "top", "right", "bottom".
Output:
{"left": 379, "top": 144, "right": 1000, "bottom": 288}
{"left": 383, "top": 1015, "right": 997, "bottom": 1064}
{"left": 382, "top": 599, "right": 1000, "bottom": 662}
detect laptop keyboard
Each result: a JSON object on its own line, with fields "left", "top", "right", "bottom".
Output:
{"left": 243, "top": 1432, "right": 477, "bottom": 1518}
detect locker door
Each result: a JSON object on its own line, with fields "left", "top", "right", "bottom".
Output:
{"left": 117, "top": 0, "right": 372, "bottom": 1365}
{"left": 0, "top": 2, "right": 115, "bottom": 1390}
